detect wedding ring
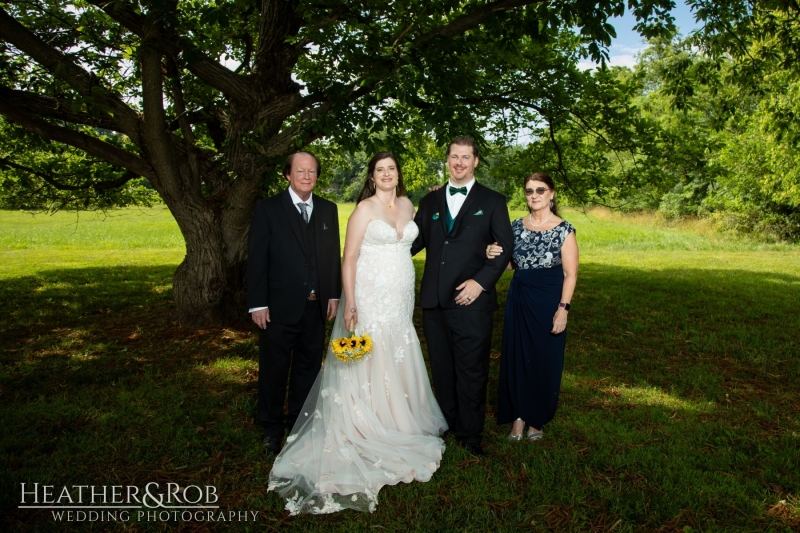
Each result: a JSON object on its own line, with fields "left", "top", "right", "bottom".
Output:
{"left": 466, "top": 297, "right": 471, "bottom": 301}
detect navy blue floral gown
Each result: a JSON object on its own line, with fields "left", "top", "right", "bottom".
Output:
{"left": 497, "top": 218, "right": 576, "bottom": 429}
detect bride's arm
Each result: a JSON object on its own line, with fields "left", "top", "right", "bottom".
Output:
{"left": 342, "top": 202, "right": 372, "bottom": 330}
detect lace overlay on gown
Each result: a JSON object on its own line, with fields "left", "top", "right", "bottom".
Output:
{"left": 268, "top": 219, "right": 448, "bottom": 515}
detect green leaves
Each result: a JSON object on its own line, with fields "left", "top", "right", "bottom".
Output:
{"left": 0, "top": 118, "right": 158, "bottom": 212}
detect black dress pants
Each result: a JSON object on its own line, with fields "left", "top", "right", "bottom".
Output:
{"left": 258, "top": 300, "right": 325, "bottom": 439}
{"left": 422, "top": 306, "right": 494, "bottom": 446}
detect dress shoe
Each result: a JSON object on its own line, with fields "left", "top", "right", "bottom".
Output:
{"left": 462, "top": 443, "right": 485, "bottom": 457}
{"left": 508, "top": 418, "right": 524, "bottom": 441}
{"left": 527, "top": 429, "right": 543, "bottom": 441}
{"left": 263, "top": 435, "right": 282, "bottom": 455}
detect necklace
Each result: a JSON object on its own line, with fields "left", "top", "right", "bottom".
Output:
{"left": 376, "top": 194, "right": 396, "bottom": 209}
{"left": 529, "top": 212, "right": 553, "bottom": 227}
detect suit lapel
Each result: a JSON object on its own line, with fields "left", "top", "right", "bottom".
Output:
{"left": 281, "top": 189, "right": 308, "bottom": 257}
{"left": 436, "top": 186, "right": 449, "bottom": 237}
{"left": 450, "top": 182, "right": 482, "bottom": 236}
{"left": 312, "top": 202, "right": 324, "bottom": 263}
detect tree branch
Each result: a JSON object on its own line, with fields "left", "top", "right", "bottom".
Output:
{"left": 234, "top": 32, "right": 254, "bottom": 74}
{"left": 414, "top": 0, "right": 545, "bottom": 45}
{"left": 0, "top": 7, "right": 143, "bottom": 145}
{"left": 140, "top": 43, "right": 185, "bottom": 193}
{"left": 293, "top": 8, "right": 348, "bottom": 50}
{"left": 0, "top": 156, "right": 138, "bottom": 191}
{"left": 547, "top": 120, "right": 586, "bottom": 203}
{"left": 262, "top": 82, "right": 375, "bottom": 158}
{"left": 254, "top": 0, "right": 301, "bottom": 73}
{"left": 84, "top": 0, "right": 254, "bottom": 102}
{"left": 0, "top": 97, "right": 156, "bottom": 179}
{"left": 165, "top": 57, "right": 201, "bottom": 181}
{"left": 0, "top": 86, "right": 120, "bottom": 131}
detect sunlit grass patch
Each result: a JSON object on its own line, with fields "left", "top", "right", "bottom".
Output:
{"left": 564, "top": 375, "right": 715, "bottom": 413}
{"left": 0, "top": 207, "right": 185, "bottom": 250}
{"left": 200, "top": 357, "right": 257, "bottom": 382}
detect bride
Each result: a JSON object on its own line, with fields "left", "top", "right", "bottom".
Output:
{"left": 268, "top": 152, "right": 448, "bottom": 514}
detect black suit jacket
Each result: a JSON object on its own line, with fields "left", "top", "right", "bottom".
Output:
{"left": 246, "top": 189, "right": 342, "bottom": 325}
{"left": 412, "top": 182, "right": 514, "bottom": 311}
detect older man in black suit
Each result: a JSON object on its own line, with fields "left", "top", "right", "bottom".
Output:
{"left": 247, "top": 152, "right": 342, "bottom": 454}
{"left": 411, "top": 136, "right": 513, "bottom": 457}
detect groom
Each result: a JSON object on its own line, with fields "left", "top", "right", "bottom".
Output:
{"left": 412, "top": 136, "right": 513, "bottom": 457}
{"left": 247, "top": 152, "right": 342, "bottom": 454}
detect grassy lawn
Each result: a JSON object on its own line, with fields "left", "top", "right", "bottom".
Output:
{"left": 1, "top": 205, "right": 798, "bottom": 532}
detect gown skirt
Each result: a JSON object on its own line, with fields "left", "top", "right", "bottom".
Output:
{"left": 497, "top": 266, "right": 566, "bottom": 429}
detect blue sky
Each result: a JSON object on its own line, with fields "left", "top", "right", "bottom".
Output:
{"left": 580, "top": 1, "right": 701, "bottom": 70}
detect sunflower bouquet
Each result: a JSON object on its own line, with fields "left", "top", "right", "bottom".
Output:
{"left": 331, "top": 329, "right": 373, "bottom": 363}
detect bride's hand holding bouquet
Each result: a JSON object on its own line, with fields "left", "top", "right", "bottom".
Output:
{"left": 331, "top": 307, "right": 372, "bottom": 363}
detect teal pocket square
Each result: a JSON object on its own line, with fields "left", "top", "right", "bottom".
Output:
{"left": 432, "top": 212, "right": 440, "bottom": 220}
{"left": 474, "top": 210, "right": 484, "bottom": 215}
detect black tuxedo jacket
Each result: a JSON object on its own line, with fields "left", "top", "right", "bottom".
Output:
{"left": 246, "top": 189, "right": 342, "bottom": 325}
{"left": 411, "top": 182, "right": 514, "bottom": 311}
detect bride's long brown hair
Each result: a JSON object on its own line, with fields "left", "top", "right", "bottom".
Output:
{"left": 356, "top": 152, "right": 406, "bottom": 203}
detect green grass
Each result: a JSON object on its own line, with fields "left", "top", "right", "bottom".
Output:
{"left": 1, "top": 206, "right": 798, "bottom": 532}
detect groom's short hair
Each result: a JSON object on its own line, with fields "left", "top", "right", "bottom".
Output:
{"left": 284, "top": 151, "right": 321, "bottom": 177}
{"left": 446, "top": 136, "right": 480, "bottom": 159}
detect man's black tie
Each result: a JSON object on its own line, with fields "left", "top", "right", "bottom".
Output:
{"left": 449, "top": 186, "right": 467, "bottom": 196}
{"left": 297, "top": 202, "right": 309, "bottom": 223}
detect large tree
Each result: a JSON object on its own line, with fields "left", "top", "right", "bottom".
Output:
{"left": 0, "top": 0, "right": 676, "bottom": 323}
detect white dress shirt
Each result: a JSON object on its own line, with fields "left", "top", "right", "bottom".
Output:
{"left": 445, "top": 178, "right": 484, "bottom": 292}
{"left": 288, "top": 186, "right": 314, "bottom": 219}
{"left": 249, "top": 188, "right": 334, "bottom": 313}
{"left": 446, "top": 178, "right": 476, "bottom": 219}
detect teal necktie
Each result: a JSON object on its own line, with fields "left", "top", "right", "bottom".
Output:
{"left": 449, "top": 186, "right": 467, "bottom": 196}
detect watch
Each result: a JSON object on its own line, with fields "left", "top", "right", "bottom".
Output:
{"left": 558, "top": 302, "right": 570, "bottom": 311}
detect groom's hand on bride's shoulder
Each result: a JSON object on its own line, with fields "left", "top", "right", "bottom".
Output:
{"left": 251, "top": 308, "right": 270, "bottom": 329}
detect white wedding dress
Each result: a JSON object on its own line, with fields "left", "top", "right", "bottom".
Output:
{"left": 268, "top": 219, "right": 448, "bottom": 514}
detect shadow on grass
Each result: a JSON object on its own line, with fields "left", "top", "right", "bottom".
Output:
{"left": 0, "top": 264, "right": 797, "bottom": 531}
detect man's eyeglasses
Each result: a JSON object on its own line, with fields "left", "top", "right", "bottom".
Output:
{"left": 525, "top": 187, "right": 550, "bottom": 196}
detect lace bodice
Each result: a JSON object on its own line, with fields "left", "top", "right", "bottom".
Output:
{"left": 360, "top": 219, "right": 418, "bottom": 247}
{"left": 512, "top": 218, "right": 576, "bottom": 269}
{"left": 355, "top": 220, "right": 419, "bottom": 333}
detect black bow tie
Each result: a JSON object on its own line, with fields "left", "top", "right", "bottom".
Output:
{"left": 449, "top": 186, "right": 467, "bottom": 196}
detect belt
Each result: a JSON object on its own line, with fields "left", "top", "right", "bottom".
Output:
{"left": 307, "top": 293, "right": 318, "bottom": 301}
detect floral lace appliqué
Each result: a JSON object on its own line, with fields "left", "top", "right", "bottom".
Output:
{"left": 511, "top": 219, "right": 576, "bottom": 270}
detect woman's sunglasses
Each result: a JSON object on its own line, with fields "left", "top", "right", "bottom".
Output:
{"left": 525, "top": 187, "right": 550, "bottom": 196}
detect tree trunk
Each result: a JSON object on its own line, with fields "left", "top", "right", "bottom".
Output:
{"left": 169, "top": 204, "right": 241, "bottom": 324}
{"left": 166, "top": 155, "right": 268, "bottom": 325}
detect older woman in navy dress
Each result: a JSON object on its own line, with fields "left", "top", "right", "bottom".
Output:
{"left": 487, "top": 172, "right": 578, "bottom": 440}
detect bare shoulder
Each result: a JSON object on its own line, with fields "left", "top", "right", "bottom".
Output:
{"left": 351, "top": 197, "right": 378, "bottom": 221}
{"left": 397, "top": 196, "right": 415, "bottom": 215}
